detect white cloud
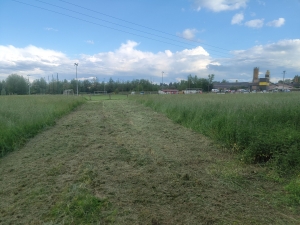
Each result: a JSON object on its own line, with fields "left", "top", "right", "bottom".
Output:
{"left": 266, "top": 18, "right": 285, "bottom": 27}
{"left": 178, "top": 29, "right": 198, "bottom": 40}
{"left": 209, "top": 39, "right": 300, "bottom": 82}
{"left": 165, "top": 50, "right": 173, "bottom": 57}
{"left": 0, "top": 41, "right": 211, "bottom": 82}
{"left": 245, "top": 19, "right": 264, "bottom": 28}
{"left": 257, "top": 0, "right": 266, "bottom": 5}
{"left": 1, "top": 39, "right": 299, "bottom": 83}
{"left": 44, "top": 27, "right": 58, "bottom": 32}
{"left": 85, "top": 40, "right": 94, "bottom": 44}
{"left": 194, "top": 0, "right": 248, "bottom": 12}
{"left": 231, "top": 13, "right": 244, "bottom": 24}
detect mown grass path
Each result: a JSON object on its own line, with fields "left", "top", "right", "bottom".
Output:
{"left": 0, "top": 100, "right": 299, "bottom": 224}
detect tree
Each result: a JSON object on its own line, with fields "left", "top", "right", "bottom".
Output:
{"left": 207, "top": 74, "right": 215, "bottom": 92}
{"left": 31, "top": 78, "right": 47, "bottom": 94}
{"left": 293, "top": 75, "right": 299, "bottom": 83}
{"left": 0, "top": 80, "right": 5, "bottom": 95}
{"left": 285, "top": 79, "right": 291, "bottom": 84}
{"left": 6, "top": 74, "right": 28, "bottom": 95}
{"left": 221, "top": 79, "right": 228, "bottom": 83}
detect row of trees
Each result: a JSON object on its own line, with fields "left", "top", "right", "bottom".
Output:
{"left": 0, "top": 74, "right": 215, "bottom": 95}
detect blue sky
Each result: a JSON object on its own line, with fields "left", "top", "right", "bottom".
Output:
{"left": 0, "top": 0, "right": 299, "bottom": 84}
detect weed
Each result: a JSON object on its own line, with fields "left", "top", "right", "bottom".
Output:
{"left": 50, "top": 184, "right": 116, "bottom": 224}
{"left": 0, "top": 95, "right": 85, "bottom": 157}
{"left": 134, "top": 93, "right": 300, "bottom": 176}
{"left": 285, "top": 177, "right": 300, "bottom": 206}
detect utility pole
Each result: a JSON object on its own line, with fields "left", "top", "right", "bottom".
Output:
{"left": 104, "top": 78, "right": 105, "bottom": 93}
{"left": 52, "top": 74, "right": 54, "bottom": 94}
{"left": 43, "top": 77, "right": 46, "bottom": 94}
{"left": 27, "top": 75, "right": 30, "bottom": 95}
{"left": 283, "top": 71, "right": 286, "bottom": 92}
{"left": 57, "top": 73, "right": 58, "bottom": 94}
{"left": 74, "top": 63, "right": 79, "bottom": 96}
{"left": 162, "top": 71, "right": 164, "bottom": 90}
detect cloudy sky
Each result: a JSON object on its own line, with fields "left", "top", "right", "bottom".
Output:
{"left": 0, "top": 0, "right": 299, "bottom": 83}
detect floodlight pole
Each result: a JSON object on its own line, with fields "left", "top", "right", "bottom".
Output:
{"left": 74, "top": 63, "right": 79, "bottom": 96}
{"left": 27, "top": 75, "right": 30, "bottom": 95}
{"left": 104, "top": 78, "right": 105, "bottom": 93}
{"left": 283, "top": 71, "right": 286, "bottom": 91}
{"left": 162, "top": 71, "right": 164, "bottom": 90}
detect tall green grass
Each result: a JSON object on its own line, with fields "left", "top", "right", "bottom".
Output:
{"left": 0, "top": 95, "right": 85, "bottom": 157}
{"left": 135, "top": 93, "right": 300, "bottom": 176}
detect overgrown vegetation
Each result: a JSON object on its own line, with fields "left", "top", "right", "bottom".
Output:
{"left": 49, "top": 184, "right": 116, "bottom": 224}
{"left": 0, "top": 95, "right": 85, "bottom": 157}
{"left": 134, "top": 93, "right": 300, "bottom": 202}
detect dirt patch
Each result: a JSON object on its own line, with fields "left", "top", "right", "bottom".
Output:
{"left": 0, "top": 100, "right": 299, "bottom": 224}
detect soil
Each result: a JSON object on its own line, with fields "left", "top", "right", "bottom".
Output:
{"left": 0, "top": 99, "right": 299, "bottom": 224}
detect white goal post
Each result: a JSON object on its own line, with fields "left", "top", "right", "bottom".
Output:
{"left": 63, "top": 89, "right": 74, "bottom": 95}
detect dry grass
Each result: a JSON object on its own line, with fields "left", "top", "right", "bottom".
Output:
{"left": 0, "top": 100, "right": 299, "bottom": 224}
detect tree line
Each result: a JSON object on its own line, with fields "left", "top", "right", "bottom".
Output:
{"left": 0, "top": 74, "right": 215, "bottom": 95}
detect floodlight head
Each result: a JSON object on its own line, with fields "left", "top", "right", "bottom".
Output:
{"left": 74, "top": 63, "right": 78, "bottom": 66}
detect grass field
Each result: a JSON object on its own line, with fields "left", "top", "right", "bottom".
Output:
{"left": 134, "top": 93, "right": 300, "bottom": 172}
{"left": 1, "top": 94, "right": 300, "bottom": 223}
{"left": 134, "top": 93, "right": 300, "bottom": 204}
{"left": 83, "top": 94, "right": 129, "bottom": 101}
{"left": 1, "top": 100, "right": 299, "bottom": 224}
{"left": 0, "top": 95, "right": 85, "bottom": 157}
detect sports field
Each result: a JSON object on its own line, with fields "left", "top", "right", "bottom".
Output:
{"left": 0, "top": 95, "right": 299, "bottom": 224}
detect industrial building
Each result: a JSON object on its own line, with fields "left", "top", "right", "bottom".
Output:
{"left": 213, "top": 67, "right": 272, "bottom": 92}
{"left": 251, "top": 67, "right": 270, "bottom": 91}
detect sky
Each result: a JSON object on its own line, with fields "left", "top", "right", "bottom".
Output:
{"left": 0, "top": 0, "right": 299, "bottom": 84}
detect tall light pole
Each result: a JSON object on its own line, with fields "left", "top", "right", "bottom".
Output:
{"left": 27, "top": 75, "right": 30, "bottom": 95}
{"left": 104, "top": 78, "right": 106, "bottom": 93}
{"left": 74, "top": 63, "right": 79, "bottom": 95}
{"left": 161, "top": 71, "right": 164, "bottom": 90}
{"left": 283, "top": 71, "right": 286, "bottom": 92}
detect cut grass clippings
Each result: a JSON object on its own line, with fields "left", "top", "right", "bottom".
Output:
{"left": 49, "top": 184, "right": 116, "bottom": 224}
{"left": 1, "top": 100, "right": 299, "bottom": 224}
{"left": 0, "top": 95, "right": 85, "bottom": 157}
{"left": 82, "top": 94, "right": 129, "bottom": 101}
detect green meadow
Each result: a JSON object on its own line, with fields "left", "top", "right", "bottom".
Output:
{"left": 134, "top": 93, "right": 300, "bottom": 205}
{"left": 0, "top": 95, "right": 85, "bottom": 157}
{"left": 135, "top": 93, "right": 300, "bottom": 174}
{"left": 82, "top": 93, "right": 129, "bottom": 101}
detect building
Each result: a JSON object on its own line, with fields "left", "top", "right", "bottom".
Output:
{"left": 251, "top": 68, "right": 270, "bottom": 91}
{"left": 252, "top": 67, "right": 259, "bottom": 90}
{"left": 212, "top": 67, "right": 272, "bottom": 92}
{"left": 213, "top": 82, "right": 250, "bottom": 90}
{"left": 159, "top": 89, "right": 179, "bottom": 94}
{"left": 183, "top": 88, "right": 202, "bottom": 94}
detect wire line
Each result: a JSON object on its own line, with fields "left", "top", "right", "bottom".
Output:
{"left": 11, "top": 0, "right": 230, "bottom": 57}
{"left": 58, "top": 0, "right": 230, "bottom": 52}
{"left": 34, "top": 0, "right": 230, "bottom": 56}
